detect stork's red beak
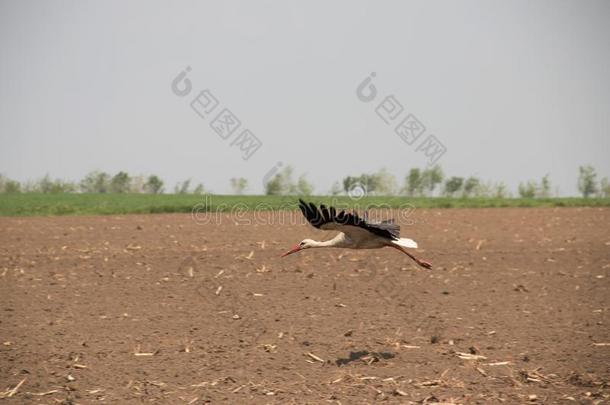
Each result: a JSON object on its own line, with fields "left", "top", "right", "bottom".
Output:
{"left": 281, "top": 244, "right": 301, "bottom": 257}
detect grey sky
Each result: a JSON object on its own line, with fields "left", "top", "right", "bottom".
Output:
{"left": 1, "top": 0, "right": 608, "bottom": 195}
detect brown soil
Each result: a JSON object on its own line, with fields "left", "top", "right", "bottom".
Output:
{"left": 1, "top": 208, "right": 609, "bottom": 404}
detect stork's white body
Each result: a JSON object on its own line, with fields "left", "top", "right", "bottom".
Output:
{"left": 309, "top": 229, "right": 418, "bottom": 250}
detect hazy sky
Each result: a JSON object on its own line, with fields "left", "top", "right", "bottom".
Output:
{"left": 1, "top": 0, "right": 608, "bottom": 195}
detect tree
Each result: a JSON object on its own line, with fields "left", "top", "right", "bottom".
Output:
{"left": 174, "top": 179, "right": 191, "bottom": 194}
{"left": 265, "top": 176, "right": 283, "bottom": 195}
{"left": 600, "top": 177, "right": 610, "bottom": 198}
{"left": 372, "top": 168, "right": 397, "bottom": 195}
{"left": 342, "top": 176, "right": 360, "bottom": 194}
{"left": 421, "top": 165, "right": 444, "bottom": 196}
{"left": 145, "top": 175, "right": 164, "bottom": 194}
{"left": 20, "top": 180, "right": 37, "bottom": 193}
{"left": 192, "top": 183, "right": 205, "bottom": 194}
{"left": 51, "top": 179, "right": 76, "bottom": 193}
{"left": 475, "top": 182, "right": 495, "bottom": 197}
{"left": 0, "top": 174, "right": 21, "bottom": 193}
{"left": 110, "top": 171, "right": 131, "bottom": 193}
{"left": 32, "top": 175, "right": 76, "bottom": 193}
{"left": 39, "top": 174, "right": 54, "bottom": 193}
{"left": 404, "top": 168, "right": 423, "bottom": 196}
{"left": 518, "top": 181, "right": 537, "bottom": 198}
{"left": 296, "top": 175, "right": 314, "bottom": 195}
{"left": 80, "top": 171, "right": 110, "bottom": 193}
{"left": 4, "top": 180, "right": 21, "bottom": 193}
{"left": 265, "top": 166, "right": 296, "bottom": 195}
{"left": 462, "top": 176, "right": 480, "bottom": 197}
{"left": 577, "top": 165, "right": 597, "bottom": 198}
{"left": 341, "top": 170, "right": 396, "bottom": 196}
{"left": 329, "top": 181, "right": 342, "bottom": 196}
{"left": 443, "top": 176, "right": 464, "bottom": 197}
{"left": 230, "top": 177, "right": 248, "bottom": 194}
{"left": 358, "top": 174, "right": 376, "bottom": 194}
{"left": 129, "top": 175, "right": 146, "bottom": 193}
{"left": 494, "top": 182, "right": 509, "bottom": 198}
{"left": 538, "top": 174, "right": 551, "bottom": 198}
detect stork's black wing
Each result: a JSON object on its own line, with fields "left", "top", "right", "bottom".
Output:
{"left": 298, "top": 199, "right": 400, "bottom": 240}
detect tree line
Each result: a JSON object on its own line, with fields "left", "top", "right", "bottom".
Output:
{"left": 0, "top": 171, "right": 202, "bottom": 195}
{"left": 0, "top": 165, "right": 608, "bottom": 198}
{"left": 263, "top": 165, "right": 608, "bottom": 198}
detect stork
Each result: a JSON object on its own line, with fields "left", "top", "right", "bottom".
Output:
{"left": 282, "top": 199, "right": 432, "bottom": 269}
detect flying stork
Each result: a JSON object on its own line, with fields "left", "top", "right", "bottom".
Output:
{"left": 281, "top": 199, "right": 432, "bottom": 269}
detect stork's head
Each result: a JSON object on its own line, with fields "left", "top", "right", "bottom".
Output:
{"left": 281, "top": 239, "right": 316, "bottom": 257}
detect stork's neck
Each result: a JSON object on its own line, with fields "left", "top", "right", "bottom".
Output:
{"left": 312, "top": 233, "right": 349, "bottom": 248}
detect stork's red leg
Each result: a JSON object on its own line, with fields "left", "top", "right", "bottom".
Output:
{"left": 390, "top": 245, "right": 432, "bottom": 269}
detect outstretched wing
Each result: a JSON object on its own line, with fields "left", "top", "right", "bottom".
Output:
{"left": 298, "top": 199, "right": 400, "bottom": 240}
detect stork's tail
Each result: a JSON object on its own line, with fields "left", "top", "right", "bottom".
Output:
{"left": 392, "top": 238, "right": 418, "bottom": 249}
